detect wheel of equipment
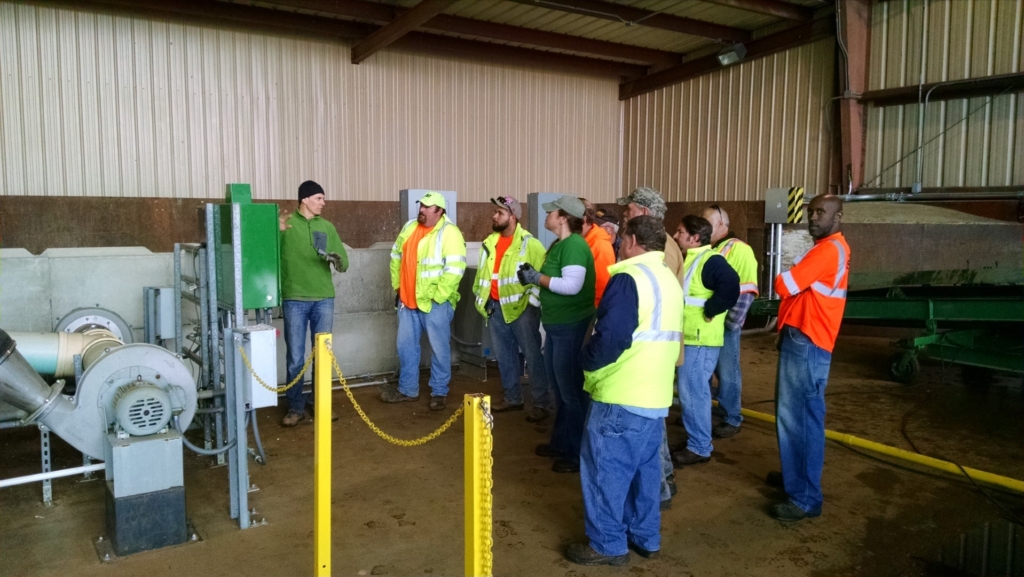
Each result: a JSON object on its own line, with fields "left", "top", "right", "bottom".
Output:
{"left": 888, "top": 352, "right": 920, "bottom": 385}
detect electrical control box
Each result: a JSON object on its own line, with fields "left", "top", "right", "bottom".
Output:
{"left": 764, "top": 188, "right": 791, "bottom": 224}
{"left": 215, "top": 184, "right": 281, "bottom": 310}
{"left": 235, "top": 324, "right": 279, "bottom": 410}
{"left": 527, "top": 192, "right": 563, "bottom": 249}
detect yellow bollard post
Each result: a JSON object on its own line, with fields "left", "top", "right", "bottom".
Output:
{"left": 464, "top": 394, "right": 493, "bottom": 577}
{"left": 314, "top": 333, "right": 333, "bottom": 577}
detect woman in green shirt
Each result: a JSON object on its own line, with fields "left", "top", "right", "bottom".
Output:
{"left": 518, "top": 195, "right": 596, "bottom": 473}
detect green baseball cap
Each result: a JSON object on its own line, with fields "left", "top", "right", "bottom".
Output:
{"left": 542, "top": 195, "right": 586, "bottom": 219}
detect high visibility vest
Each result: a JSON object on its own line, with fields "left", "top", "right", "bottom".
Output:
{"left": 717, "top": 238, "right": 760, "bottom": 295}
{"left": 776, "top": 233, "right": 850, "bottom": 352}
{"left": 584, "top": 251, "right": 683, "bottom": 409}
{"left": 472, "top": 224, "right": 547, "bottom": 322}
{"left": 389, "top": 214, "right": 467, "bottom": 312}
{"left": 682, "top": 245, "right": 726, "bottom": 347}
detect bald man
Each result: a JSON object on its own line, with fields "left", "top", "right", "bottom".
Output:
{"left": 767, "top": 195, "right": 849, "bottom": 522}
{"left": 701, "top": 205, "right": 759, "bottom": 439}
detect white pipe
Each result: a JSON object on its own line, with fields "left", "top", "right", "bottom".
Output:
{"left": 7, "top": 330, "right": 121, "bottom": 377}
{"left": 0, "top": 463, "right": 105, "bottom": 488}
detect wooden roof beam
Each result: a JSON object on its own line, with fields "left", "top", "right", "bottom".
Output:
{"left": 506, "top": 0, "right": 751, "bottom": 43}
{"left": 699, "top": 0, "right": 814, "bottom": 22}
{"left": 351, "top": 0, "right": 455, "bottom": 64}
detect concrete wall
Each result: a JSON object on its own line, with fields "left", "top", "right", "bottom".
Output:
{"left": 0, "top": 246, "right": 419, "bottom": 381}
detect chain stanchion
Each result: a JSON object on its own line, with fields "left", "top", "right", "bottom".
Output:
{"left": 239, "top": 346, "right": 313, "bottom": 393}
{"left": 314, "top": 334, "right": 332, "bottom": 577}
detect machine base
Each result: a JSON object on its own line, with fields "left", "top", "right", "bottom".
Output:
{"left": 104, "top": 482, "right": 188, "bottom": 557}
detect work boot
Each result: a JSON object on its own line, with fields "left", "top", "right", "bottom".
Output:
{"left": 769, "top": 501, "right": 820, "bottom": 522}
{"left": 428, "top": 396, "right": 447, "bottom": 411}
{"left": 535, "top": 444, "right": 563, "bottom": 458}
{"left": 564, "top": 543, "right": 629, "bottom": 567}
{"left": 672, "top": 449, "right": 710, "bottom": 467}
{"left": 713, "top": 422, "right": 740, "bottom": 438}
{"left": 491, "top": 399, "right": 524, "bottom": 413}
{"left": 627, "top": 541, "right": 661, "bottom": 559}
{"left": 525, "top": 406, "right": 549, "bottom": 423}
{"left": 660, "top": 498, "right": 672, "bottom": 511}
{"left": 379, "top": 390, "right": 420, "bottom": 404}
{"left": 280, "top": 410, "right": 305, "bottom": 427}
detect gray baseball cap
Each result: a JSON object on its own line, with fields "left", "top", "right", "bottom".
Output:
{"left": 616, "top": 186, "right": 667, "bottom": 219}
{"left": 541, "top": 195, "right": 586, "bottom": 219}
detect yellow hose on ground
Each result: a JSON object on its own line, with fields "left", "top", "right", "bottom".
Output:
{"left": 729, "top": 403, "right": 1024, "bottom": 495}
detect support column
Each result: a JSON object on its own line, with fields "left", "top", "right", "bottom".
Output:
{"left": 837, "top": 0, "right": 872, "bottom": 193}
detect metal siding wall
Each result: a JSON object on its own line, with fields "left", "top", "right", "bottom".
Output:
{"left": 0, "top": 3, "right": 620, "bottom": 201}
{"left": 621, "top": 39, "right": 835, "bottom": 201}
{"left": 863, "top": 0, "right": 1024, "bottom": 189}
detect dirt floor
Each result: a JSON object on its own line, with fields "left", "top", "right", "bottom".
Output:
{"left": 2, "top": 333, "right": 1022, "bottom": 577}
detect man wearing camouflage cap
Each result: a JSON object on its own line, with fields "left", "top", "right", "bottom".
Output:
{"left": 617, "top": 187, "right": 684, "bottom": 285}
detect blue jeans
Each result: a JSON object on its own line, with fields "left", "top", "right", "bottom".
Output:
{"left": 283, "top": 298, "right": 335, "bottom": 414}
{"left": 581, "top": 401, "right": 663, "bottom": 557}
{"left": 543, "top": 317, "right": 592, "bottom": 463}
{"left": 486, "top": 301, "right": 551, "bottom": 408}
{"left": 775, "top": 325, "right": 831, "bottom": 513}
{"left": 658, "top": 430, "right": 673, "bottom": 502}
{"left": 397, "top": 301, "right": 454, "bottom": 398}
{"left": 677, "top": 345, "right": 721, "bottom": 457}
{"left": 713, "top": 327, "right": 744, "bottom": 427}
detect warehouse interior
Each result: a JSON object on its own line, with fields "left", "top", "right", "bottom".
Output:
{"left": 0, "top": 0, "right": 1022, "bottom": 576}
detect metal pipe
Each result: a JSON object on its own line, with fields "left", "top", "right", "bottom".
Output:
{"left": 175, "top": 415, "right": 236, "bottom": 456}
{"left": 840, "top": 191, "right": 1024, "bottom": 202}
{"left": 0, "top": 463, "right": 106, "bottom": 488}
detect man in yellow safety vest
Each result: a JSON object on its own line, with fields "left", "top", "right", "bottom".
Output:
{"left": 381, "top": 192, "right": 467, "bottom": 411}
{"left": 702, "top": 204, "right": 760, "bottom": 439}
{"left": 564, "top": 215, "right": 683, "bottom": 568}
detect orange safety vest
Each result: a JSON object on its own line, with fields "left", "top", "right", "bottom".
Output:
{"left": 775, "top": 232, "right": 850, "bottom": 352}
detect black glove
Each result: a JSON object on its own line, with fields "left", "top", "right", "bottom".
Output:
{"left": 517, "top": 263, "right": 542, "bottom": 286}
{"left": 327, "top": 252, "right": 345, "bottom": 272}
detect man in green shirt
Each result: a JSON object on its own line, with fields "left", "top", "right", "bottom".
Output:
{"left": 278, "top": 180, "right": 348, "bottom": 427}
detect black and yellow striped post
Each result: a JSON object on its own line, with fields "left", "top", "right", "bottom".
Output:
{"left": 787, "top": 187, "right": 804, "bottom": 223}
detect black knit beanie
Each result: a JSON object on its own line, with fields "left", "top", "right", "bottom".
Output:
{"left": 298, "top": 180, "right": 324, "bottom": 202}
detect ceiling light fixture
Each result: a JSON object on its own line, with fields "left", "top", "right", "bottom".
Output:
{"left": 717, "top": 43, "right": 747, "bottom": 66}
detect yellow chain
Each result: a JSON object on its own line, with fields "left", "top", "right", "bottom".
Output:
{"left": 479, "top": 399, "right": 494, "bottom": 575}
{"left": 327, "top": 349, "right": 464, "bottom": 446}
{"left": 238, "top": 346, "right": 314, "bottom": 393}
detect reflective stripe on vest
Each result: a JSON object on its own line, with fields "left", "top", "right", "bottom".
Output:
{"left": 682, "top": 250, "right": 714, "bottom": 306}
{"left": 719, "top": 238, "right": 738, "bottom": 258}
{"left": 631, "top": 263, "right": 682, "bottom": 343}
{"left": 784, "top": 238, "right": 848, "bottom": 299}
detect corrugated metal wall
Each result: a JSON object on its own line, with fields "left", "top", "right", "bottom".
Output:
{"left": 0, "top": 3, "right": 621, "bottom": 201}
{"left": 863, "top": 0, "right": 1024, "bottom": 189}
{"left": 621, "top": 38, "right": 836, "bottom": 202}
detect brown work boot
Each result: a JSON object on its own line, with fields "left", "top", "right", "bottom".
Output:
{"left": 280, "top": 410, "right": 305, "bottom": 427}
{"left": 491, "top": 399, "right": 524, "bottom": 413}
{"left": 380, "top": 389, "right": 420, "bottom": 403}
{"left": 428, "top": 396, "right": 447, "bottom": 411}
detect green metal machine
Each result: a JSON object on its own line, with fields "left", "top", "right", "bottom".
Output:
{"left": 214, "top": 184, "right": 281, "bottom": 312}
{"left": 751, "top": 286, "right": 1024, "bottom": 383}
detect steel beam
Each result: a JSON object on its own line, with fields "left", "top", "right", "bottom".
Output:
{"left": 351, "top": 0, "right": 455, "bottom": 64}
{"left": 260, "top": 0, "right": 681, "bottom": 65}
{"left": 700, "top": 0, "right": 813, "bottom": 21}
{"left": 618, "top": 17, "right": 834, "bottom": 100}
{"left": 859, "top": 73, "right": 1024, "bottom": 107}
{"left": 505, "top": 0, "right": 750, "bottom": 43}
{"left": 837, "top": 0, "right": 871, "bottom": 192}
